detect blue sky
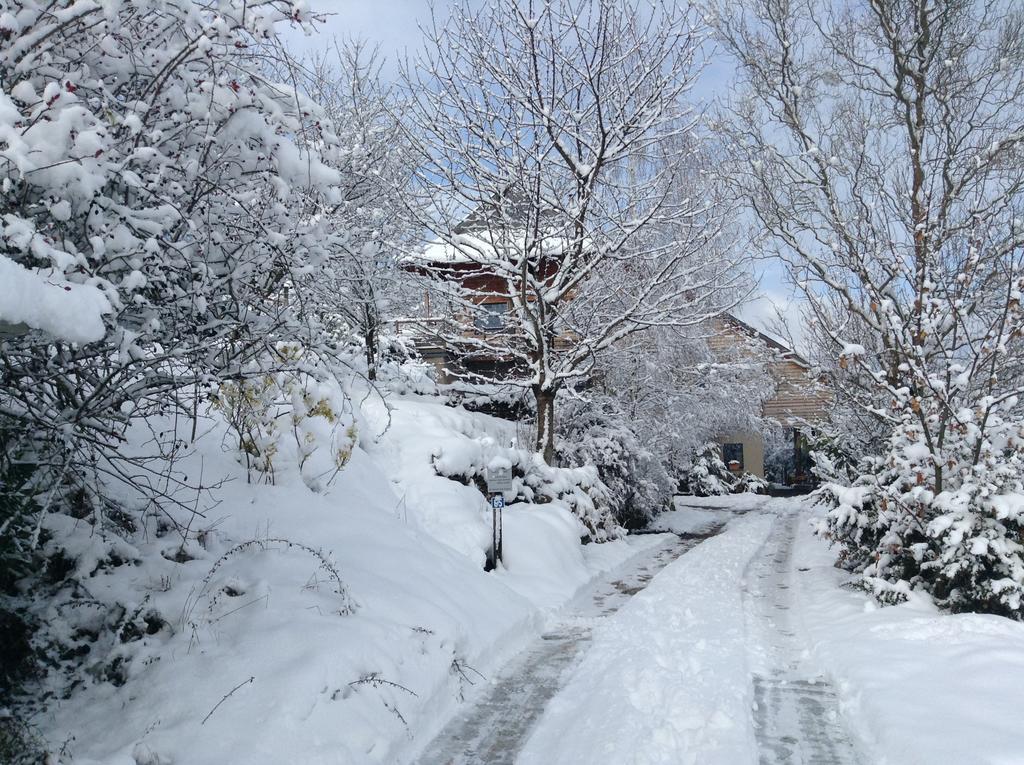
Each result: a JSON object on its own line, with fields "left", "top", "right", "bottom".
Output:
{"left": 287, "top": 0, "right": 443, "bottom": 66}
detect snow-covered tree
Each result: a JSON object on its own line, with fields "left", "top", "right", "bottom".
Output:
{"left": 0, "top": 0, "right": 354, "bottom": 733}
{"left": 298, "top": 41, "right": 420, "bottom": 381}
{"left": 0, "top": 0, "right": 348, "bottom": 509}
{"left": 600, "top": 322, "right": 772, "bottom": 471}
{"left": 711, "top": 0, "right": 1024, "bottom": 616}
{"left": 403, "top": 0, "right": 743, "bottom": 463}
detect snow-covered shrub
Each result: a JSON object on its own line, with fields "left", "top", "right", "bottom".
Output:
{"left": 0, "top": 714, "right": 46, "bottom": 765}
{"left": 732, "top": 472, "right": 769, "bottom": 495}
{"left": 556, "top": 398, "right": 673, "bottom": 529}
{"left": 817, "top": 404, "right": 1024, "bottom": 618}
{"left": 213, "top": 345, "right": 358, "bottom": 490}
{"left": 0, "top": 0, "right": 346, "bottom": 519}
{"left": 0, "top": 0, "right": 355, "bottom": 733}
{"left": 681, "top": 444, "right": 737, "bottom": 497}
{"left": 0, "top": 462, "right": 45, "bottom": 764}
{"left": 808, "top": 431, "right": 861, "bottom": 486}
{"left": 442, "top": 381, "right": 532, "bottom": 420}
{"left": 186, "top": 538, "right": 355, "bottom": 627}
{"left": 432, "top": 439, "right": 623, "bottom": 543}
{"left": 373, "top": 336, "right": 441, "bottom": 397}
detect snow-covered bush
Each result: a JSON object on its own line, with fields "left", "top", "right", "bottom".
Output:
{"left": 680, "top": 443, "right": 766, "bottom": 497}
{"left": 732, "top": 472, "right": 769, "bottom": 495}
{"left": 681, "top": 444, "right": 737, "bottom": 497}
{"left": 441, "top": 381, "right": 531, "bottom": 419}
{"left": 807, "top": 431, "right": 861, "bottom": 486}
{"left": 0, "top": 0, "right": 354, "bottom": 733}
{"left": 817, "top": 404, "right": 1024, "bottom": 618}
{"left": 0, "top": 714, "right": 46, "bottom": 765}
{"left": 0, "top": 0, "right": 348, "bottom": 524}
{"left": 213, "top": 344, "right": 358, "bottom": 489}
{"left": 432, "top": 439, "right": 623, "bottom": 543}
{"left": 556, "top": 398, "right": 673, "bottom": 529}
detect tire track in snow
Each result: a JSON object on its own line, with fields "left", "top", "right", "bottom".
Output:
{"left": 743, "top": 509, "right": 861, "bottom": 765}
{"left": 414, "top": 528, "right": 723, "bottom": 765}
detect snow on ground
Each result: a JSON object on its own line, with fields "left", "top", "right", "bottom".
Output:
{"left": 39, "top": 392, "right": 647, "bottom": 765}
{"left": 518, "top": 495, "right": 1024, "bottom": 765}
{"left": 792, "top": 500, "right": 1024, "bottom": 765}
{"left": 41, "top": 424, "right": 1024, "bottom": 765}
{"left": 744, "top": 507, "right": 860, "bottom": 764}
{"left": 517, "top": 505, "right": 773, "bottom": 765}
{"left": 672, "top": 494, "right": 771, "bottom": 510}
{"left": 414, "top": 533, "right": 685, "bottom": 765}
{"left": 648, "top": 494, "right": 768, "bottom": 535}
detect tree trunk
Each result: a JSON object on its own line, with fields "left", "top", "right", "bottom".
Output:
{"left": 533, "top": 385, "right": 556, "bottom": 465}
{"left": 365, "top": 324, "right": 377, "bottom": 382}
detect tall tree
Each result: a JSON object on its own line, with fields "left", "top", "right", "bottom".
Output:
{"left": 0, "top": 0, "right": 351, "bottom": 709}
{"left": 404, "top": 0, "right": 742, "bottom": 463}
{"left": 299, "top": 41, "right": 419, "bottom": 381}
{"left": 711, "top": 0, "right": 1024, "bottom": 615}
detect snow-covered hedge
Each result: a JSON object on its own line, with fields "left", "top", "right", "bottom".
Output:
{"left": 816, "top": 407, "right": 1024, "bottom": 619}
{"left": 555, "top": 399, "right": 673, "bottom": 529}
{"left": 432, "top": 440, "right": 623, "bottom": 543}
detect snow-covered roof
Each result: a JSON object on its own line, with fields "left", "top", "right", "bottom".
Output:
{"left": 408, "top": 230, "right": 588, "bottom": 266}
{"left": 722, "top": 313, "right": 810, "bottom": 368}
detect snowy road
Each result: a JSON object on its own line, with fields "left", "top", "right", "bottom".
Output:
{"left": 416, "top": 503, "right": 867, "bottom": 765}
{"left": 744, "top": 509, "right": 861, "bottom": 765}
{"left": 414, "top": 528, "right": 723, "bottom": 765}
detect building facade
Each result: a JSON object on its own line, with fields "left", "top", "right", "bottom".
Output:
{"left": 709, "top": 316, "right": 831, "bottom": 486}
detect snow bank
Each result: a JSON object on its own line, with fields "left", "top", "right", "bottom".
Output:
{"left": 41, "top": 392, "right": 645, "bottom": 765}
{"left": 0, "top": 256, "right": 110, "bottom": 343}
{"left": 362, "top": 395, "right": 508, "bottom": 565}
{"left": 672, "top": 493, "right": 770, "bottom": 510}
{"left": 793, "top": 504, "right": 1024, "bottom": 765}
{"left": 517, "top": 513, "right": 774, "bottom": 765}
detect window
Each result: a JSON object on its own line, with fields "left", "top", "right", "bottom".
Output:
{"left": 475, "top": 301, "right": 508, "bottom": 331}
{"left": 722, "top": 442, "right": 744, "bottom": 471}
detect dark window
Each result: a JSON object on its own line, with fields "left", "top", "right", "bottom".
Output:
{"left": 475, "top": 301, "right": 508, "bottom": 331}
{"left": 723, "top": 442, "right": 744, "bottom": 471}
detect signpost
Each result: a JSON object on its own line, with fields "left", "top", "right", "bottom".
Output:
{"left": 485, "top": 465, "right": 513, "bottom": 568}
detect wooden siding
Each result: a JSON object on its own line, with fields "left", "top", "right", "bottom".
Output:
{"left": 762, "top": 358, "right": 831, "bottom": 425}
{"left": 709, "top": 316, "right": 832, "bottom": 425}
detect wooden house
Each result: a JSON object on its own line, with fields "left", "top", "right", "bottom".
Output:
{"left": 708, "top": 315, "right": 831, "bottom": 486}
{"left": 398, "top": 227, "right": 578, "bottom": 385}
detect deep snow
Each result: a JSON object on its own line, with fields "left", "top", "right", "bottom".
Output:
{"left": 36, "top": 392, "right": 649, "bottom": 765}
{"left": 792, "top": 501, "right": 1024, "bottom": 765}
{"left": 35, "top": 435, "right": 1024, "bottom": 765}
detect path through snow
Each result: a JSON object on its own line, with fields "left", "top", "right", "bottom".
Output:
{"left": 414, "top": 528, "right": 721, "bottom": 765}
{"left": 744, "top": 509, "right": 861, "bottom": 765}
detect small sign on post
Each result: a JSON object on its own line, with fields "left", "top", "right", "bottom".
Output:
{"left": 485, "top": 465, "right": 513, "bottom": 494}
{"left": 485, "top": 463, "right": 512, "bottom": 569}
